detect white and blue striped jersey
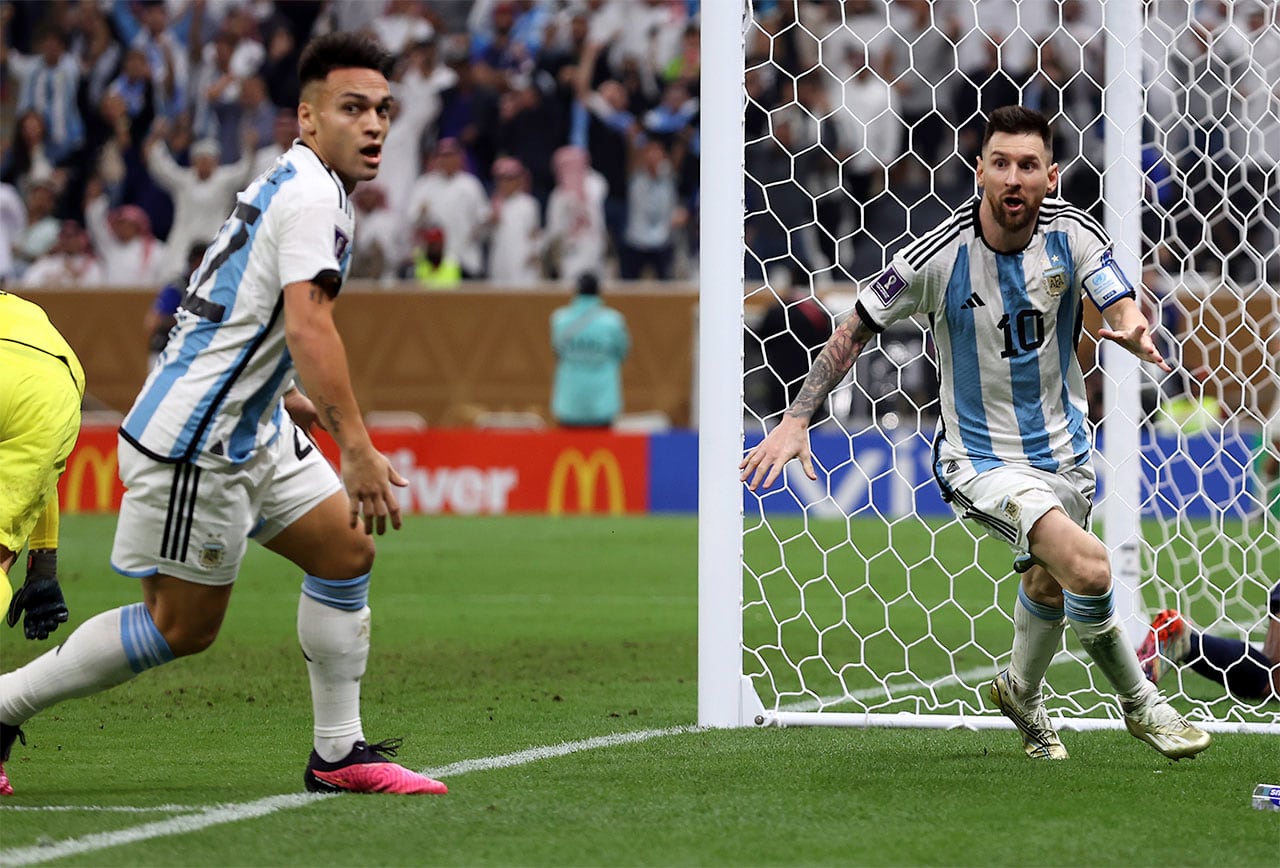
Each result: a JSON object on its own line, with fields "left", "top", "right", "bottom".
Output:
{"left": 122, "top": 142, "right": 355, "bottom": 467}
{"left": 854, "top": 197, "right": 1136, "bottom": 486}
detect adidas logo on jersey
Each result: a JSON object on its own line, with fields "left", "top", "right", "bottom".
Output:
{"left": 960, "top": 293, "right": 985, "bottom": 309}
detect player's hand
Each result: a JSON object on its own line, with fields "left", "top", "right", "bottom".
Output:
{"left": 6, "top": 575, "right": 70, "bottom": 641}
{"left": 739, "top": 415, "right": 815, "bottom": 491}
{"left": 341, "top": 447, "right": 407, "bottom": 535}
{"left": 1098, "top": 322, "right": 1174, "bottom": 373}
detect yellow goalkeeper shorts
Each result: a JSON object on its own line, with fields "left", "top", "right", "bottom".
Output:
{"left": 0, "top": 341, "right": 83, "bottom": 554}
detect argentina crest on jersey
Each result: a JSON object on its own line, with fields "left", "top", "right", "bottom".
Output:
{"left": 1042, "top": 258, "right": 1067, "bottom": 298}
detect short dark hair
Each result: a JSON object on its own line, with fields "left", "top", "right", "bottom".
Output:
{"left": 298, "top": 33, "right": 394, "bottom": 90}
{"left": 577, "top": 273, "right": 600, "bottom": 296}
{"left": 981, "top": 106, "right": 1053, "bottom": 155}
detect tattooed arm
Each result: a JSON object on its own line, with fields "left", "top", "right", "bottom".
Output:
{"left": 740, "top": 308, "right": 877, "bottom": 491}
{"left": 785, "top": 311, "right": 876, "bottom": 421}
{"left": 283, "top": 279, "right": 406, "bottom": 533}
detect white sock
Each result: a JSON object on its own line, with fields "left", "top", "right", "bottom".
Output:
{"left": 1064, "top": 589, "right": 1157, "bottom": 708}
{"left": 0, "top": 604, "right": 173, "bottom": 725}
{"left": 297, "top": 594, "right": 368, "bottom": 762}
{"left": 1009, "top": 586, "right": 1066, "bottom": 702}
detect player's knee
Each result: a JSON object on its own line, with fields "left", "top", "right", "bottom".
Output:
{"left": 158, "top": 620, "right": 221, "bottom": 657}
{"left": 1042, "top": 529, "right": 1110, "bottom": 595}
{"left": 330, "top": 533, "right": 376, "bottom": 580}
{"left": 1068, "top": 547, "right": 1111, "bottom": 596}
{"left": 1022, "top": 567, "right": 1064, "bottom": 608}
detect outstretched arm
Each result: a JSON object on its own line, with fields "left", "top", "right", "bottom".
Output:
{"left": 739, "top": 308, "right": 876, "bottom": 490}
{"left": 1098, "top": 296, "right": 1173, "bottom": 373}
{"left": 144, "top": 122, "right": 185, "bottom": 194}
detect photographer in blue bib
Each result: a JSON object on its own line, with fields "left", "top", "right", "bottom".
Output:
{"left": 550, "top": 273, "right": 630, "bottom": 429}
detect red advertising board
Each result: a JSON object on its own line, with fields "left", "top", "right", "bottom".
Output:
{"left": 59, "top": 427, "right": 649, "bottom": 515}
{"left": 60, "top": 425, "right": 124, "bottom": 513}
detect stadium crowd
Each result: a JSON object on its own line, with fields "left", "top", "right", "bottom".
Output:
{"left": 2, "top": 1, "right": 1276, "bottom": 293}
{"left": 743, "top": 0, "right": 1278, "bottom": 288}
{"left": 1, "top": 0, "right": 701, "bottom": 287}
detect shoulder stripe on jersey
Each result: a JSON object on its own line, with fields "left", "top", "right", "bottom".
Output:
{"left": 1040, "top": 200, "right": 1104, "bottom": 232}
{"left": 1039, "top": 202, "right": 1108, "bottom": 245}
{"left": 900, "top": 208, "right": 969, "bottom": 265}
{"left": 902, "top": 211, "right": 975, "bottom": 270}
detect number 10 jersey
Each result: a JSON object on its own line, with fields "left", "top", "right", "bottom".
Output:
{"left": 854, "top": 197, "right": 1136, "bottom": 480}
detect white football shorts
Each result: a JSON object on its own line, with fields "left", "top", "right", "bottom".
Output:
{"left": 111, "top": 419, "right": 342, "bottom": 585}
{"left": 945, "top": 461, "right": 1096, "bottom": 562}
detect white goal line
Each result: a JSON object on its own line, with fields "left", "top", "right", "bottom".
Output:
{"left": 0, "top": 725, "right": 700, "bottom": 868}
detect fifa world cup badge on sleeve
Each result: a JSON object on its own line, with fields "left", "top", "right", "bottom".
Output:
{"left": 869, "top": 266, "right": 908, "bottom": 306}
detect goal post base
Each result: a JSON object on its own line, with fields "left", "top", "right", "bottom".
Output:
{"left": 758, "top": 710, "right": 1280, "bottom": 736}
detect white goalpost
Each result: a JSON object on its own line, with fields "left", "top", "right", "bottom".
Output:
{"left": 699, "top": 0, "right": 1280, "bottom": 735}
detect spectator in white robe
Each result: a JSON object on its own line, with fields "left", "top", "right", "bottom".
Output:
{"left": 144, "top": 121, "right": 257, "bottom": 281}
{"left": 485, "top": 157, "right": 542, "bottom": 286}
{"left": 84, "top": 185, "right": 164, "bottom": 286}
{"left": 544, "top": 146, "right": 608, "bottom": 285}
{"left": 404, "top": 137, "right": 490, "bottom": 278}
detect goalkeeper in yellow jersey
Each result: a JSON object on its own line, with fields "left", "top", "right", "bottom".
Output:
{"left": 0, "top": 290, "right": 84, "bottom": 645}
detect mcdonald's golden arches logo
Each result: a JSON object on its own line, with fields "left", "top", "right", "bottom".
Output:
{"left": 63, "top": 445, "right": 118, "bottom": 514}
{"left": 547, "top": 448, "right": 625, "bottom": 515}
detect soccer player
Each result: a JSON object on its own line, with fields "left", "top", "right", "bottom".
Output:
{"left": 1137, "top": 584, "right": 1280, "bottom": 701}
{"left": 0, "top": 34, "right": 447, "bottom": 796}
{"left": 0, "top": 291, "right": 82, "bottom": 636}
{"left": 0, "top": 291, "right": 82, "bottom": 796}
{"left": 741, "top": 106, "right": 1211, "bottom": 761}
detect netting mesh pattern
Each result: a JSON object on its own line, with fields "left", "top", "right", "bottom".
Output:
{"left": 740, "top": 0, "right": 1278, "bottom": 726}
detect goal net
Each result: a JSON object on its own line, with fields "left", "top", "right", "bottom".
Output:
{"left": 698, "top": 0, "right": 1279, "bottom": 733}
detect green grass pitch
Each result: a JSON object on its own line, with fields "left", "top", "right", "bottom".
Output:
{"left": 0, "top": 515, "right": 1274, "bottom": 866}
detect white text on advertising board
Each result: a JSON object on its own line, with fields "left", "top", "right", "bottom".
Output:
{"left": 389, "top": 449, "right": 518, "bottom": 514}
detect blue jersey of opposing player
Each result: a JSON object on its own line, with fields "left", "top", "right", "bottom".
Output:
{"left": 854, "top": 197, "right": 1136, "bottom": 482}
{"left": 122, "top": 142, "right": 355, "bottom": 467}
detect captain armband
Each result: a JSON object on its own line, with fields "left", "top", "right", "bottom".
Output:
{"left": 1081, "top": 250, "right": 1136, "bottom": 310}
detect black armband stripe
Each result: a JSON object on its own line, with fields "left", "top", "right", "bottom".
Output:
{"left": 312, "top": 270, "right": 342, "bottom": 298}
{"left": 854, "top": 300, "right": 885, "bottom": 334}
{"left": 179, "top": 291, "right": 227, "bottom": 322}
